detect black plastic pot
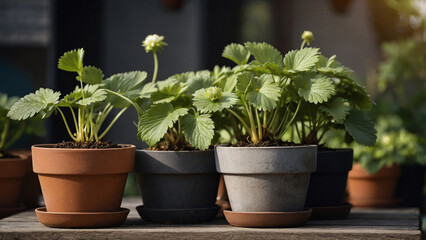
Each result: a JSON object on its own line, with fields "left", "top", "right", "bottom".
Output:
{"left": 305, "top": 149, "right": 353, "bottom": 208}
{"left": 395, "top": 164, "right": 426, "bottom": 208}
{"left": 134, "top": 149, "right": 220, "bottom": 223}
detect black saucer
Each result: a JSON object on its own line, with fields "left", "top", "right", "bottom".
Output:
{"left": 136, "top": 205, "right": 220, "bottom": 224}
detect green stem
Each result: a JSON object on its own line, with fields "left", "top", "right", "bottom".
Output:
{"left": 98, "top": 107, "right": 128, "bottom": 140}
{"left": 103, "top": 89, "right": 143, "bottom": 115}
{"left": 247, "top": 104, "right": 258, "bottom": 143}
{"left": 263, "top": 111, "right": 267, "bottom": 128}
{"left": 4, "top": 122, "right": 27, "bottom": 150}
{"left": 300, "top": 40, "right": 306, "bottom": 50}
{"left": 226, "top": 109, "right": 251, "bottom": 135}
{"left": 255, "top": 108, "right": 262, "bottom": 141}
{"left": 0, "top": 119, "right": 10, "bottom": 150}
{"left": 152, "top": 52, "right": 158, "bottom": 83}
{"left": 280, "top": 100, "right": 302, "bottom": 138}
{"left": 69, "top": 107, "right": 78, "bottom": 132}
{"left": 178, "top": 118, "right": 182, "bottom": 144}
{"left": 58, "top": 108, "right": 78, "bottom": 142}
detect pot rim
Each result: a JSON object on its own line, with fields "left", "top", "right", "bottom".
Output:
{"left": 136, "top": 148, "right": 213, "bottom": 153}
{"left": 32, "top": 144, "right": 136, "bottom": 151}
{"left": 215, "top": 144, "right": 317, "bottom": 150}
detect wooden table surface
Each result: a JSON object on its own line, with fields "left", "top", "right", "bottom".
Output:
{"left": 0, "top": 197, "right": 421, "bottom": 240}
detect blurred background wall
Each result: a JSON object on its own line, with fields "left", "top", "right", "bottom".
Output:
{"left": 0, "top": 0, "right": 392, "bottom": 147}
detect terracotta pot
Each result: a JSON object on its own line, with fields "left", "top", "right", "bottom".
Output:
{"left": 0, "top": 154, "right": 28, "bottom": 208}
{"left": 32, "top": 144, "right": 135, "bottom": 212}
{"left": 8, "top": 150, "right": 42, "bottom": 209}
{"left": 347, "top": 163, "right": 400, "bottom": 207}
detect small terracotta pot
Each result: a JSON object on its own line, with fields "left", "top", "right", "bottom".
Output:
{"left": 8, "top": 150, "right": 41, "bottom": 209}
{"left": 32, "top": 144, "right": 135, "bottom": 212}
{"left": 0, "top": 154, "right": 28, "bottom": 208}
{"left": 347, "top": 163, "right": 400, "bottom": 207}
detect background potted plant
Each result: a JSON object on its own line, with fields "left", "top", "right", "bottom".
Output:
{"left": 290, "top": 32, "right": 376, "bottom": 219}
{"left": 199, "top": 34, "right": 331, "bottom": 228}
{"left": 133, "top": 35, "right": 222, "bottom": 224}
{"left": 0, "top": 93, "right": 44, "bottom": 218}
{"left": 328, "top": 115, "right": 426, "bottom": 207}
{"left": 7, "top": 49, "right": 141, "bottom": 228}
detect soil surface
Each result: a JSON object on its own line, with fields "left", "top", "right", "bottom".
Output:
{"left": 0, "top": 152, "right": 19, "bottom": 159}
{"left": 150, "top": 143, "right": 197, "bottom": 151}
{"left": 231, "top": 139, "right": 300, "bottom": 147}
{"left": 54, "top": 141, "right": 120, "bottom": 149}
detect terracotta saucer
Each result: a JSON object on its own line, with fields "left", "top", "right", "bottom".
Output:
{"left": 223, "top": 209, "right": 312, "bottom": 228}
{"left": 0, "top": 204, "right": 26, "bottom": 219}
{"left": 136, "top": 205, "right": 220, "bottom": 224}
{"left": 35, "top": 207, "right": 129, "bottom": 228}
{"left": 309, "top": 203, "right": 352, "bottom": 220}
{"left": 349, "top": 198, "right": 400, "bottom": 208}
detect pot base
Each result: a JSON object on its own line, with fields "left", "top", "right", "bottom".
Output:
{"left": 349, "top": 198, "right": 400, "bottom": 208}
{"left": 0, "top": 204, "right": 26, "bottom": 219}
{"left": 35, "top": 207, "right": 129, "bottom": 228}
{"left": 223, "top": 209, "right": 312, "bottom": 228}
{"left": 309, "top": 203, "right": 352, "bottom": 220}
{"left": 136, "top": 205, "right": 220, "bottom": 224}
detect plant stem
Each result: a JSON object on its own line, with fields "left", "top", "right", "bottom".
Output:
{"left": 57, "top": 107, "right": 78, "bottom": 142}
{"left": 69, "top": 107, "right": 78, "bottom": 132}
{"left": 152, "top": 52, "right": 158, "bottom": 83}
{"left": 0, "top": 119, "right": 10, "bottom": 150}
{"left": 247, "top": 104, "right": 258, "bottom": 143}
{"left": 103, "top": 89, "right": 144, "bottom": 115}
{"left": 300, "top": 40, "right": 306, "bottom": 50}
{"left": 4, "top": 122, "right": 27, "bottom": 150}
{"left": 98, "top": 107, "right": 128, "bottom": 139}
{"left": 226, "top": 109, "right": 251, "bottom": 134}
{"left": 255, "top": 108, "right": 262, "bottom": 141}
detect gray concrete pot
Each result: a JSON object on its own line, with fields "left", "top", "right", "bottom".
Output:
{"left": 134, "top": 150, "right": 219, "bottom": 209}
{"left": 215, "top": 145, "right": 317, "bottom": 212}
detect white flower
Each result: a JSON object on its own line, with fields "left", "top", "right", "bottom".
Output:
{"left": 142, "top": 34, "right": 167, "bottom": 53}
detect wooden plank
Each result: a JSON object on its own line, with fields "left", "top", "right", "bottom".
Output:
{"left": 0, "top": 197, "right": 421, "bottom": 240}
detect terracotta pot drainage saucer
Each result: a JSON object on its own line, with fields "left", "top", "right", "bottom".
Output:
{"left": 35, "top": 207, "right": 129, "bottom": 228}
{"left": 136, "top": 205, "right": 220, "bottom": 224}
{"left": 309, "top": 203, "right": 352, "bottom": 220}
{"left": 0, "top": 204, "right": 26, "bottom": 219}
{"left": 223, "top": 209, "right": 312, "bottom": 228}
{"left": 349, "top": 198, "right": 400, "bottom": 208}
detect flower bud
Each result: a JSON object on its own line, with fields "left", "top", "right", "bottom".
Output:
{"left": 301, "top": 31, "right": 314, "bottom": 45}
{"left": 142, "top": 34, "right": 168, "bottom": 53}
{"left": 205, "top": 87, "right": 223, "bottom": 101}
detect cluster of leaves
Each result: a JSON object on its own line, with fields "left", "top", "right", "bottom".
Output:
{"left": 137, "top": 69, "right": 234, "bottom": 150}
{"left": 8, "top": 49, "right": 147, "bottom": 143}
{"left": 191, "top": 39, "right": 376, "bottom": 146}
{"left": 326, "top": 115, "right": 426, "bottom": 174}
{"left": 0, "top": 93, "right": 44, "bottom": 157}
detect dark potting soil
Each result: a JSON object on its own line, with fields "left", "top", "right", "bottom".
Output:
{"left": 231, "top": 139, "right": 300, "bottom": 147}
{"left": 54, "top": 140, "right": 120, "bottom": 149}
{"left": 0, "top": 152, "right": 19, "bottom": 159}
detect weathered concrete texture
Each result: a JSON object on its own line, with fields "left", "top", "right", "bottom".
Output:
{"left": 215, "top": 146, "right": 317, "bottom": 212}
{"left": 0, "top": 198, "right": 421, "bottom": 240}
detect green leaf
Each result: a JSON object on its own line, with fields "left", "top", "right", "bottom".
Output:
{"left": 284, "top": 47, "right": 319, "bottom": 72}
{"left": 295, "top": 72, "right": 336, "bottom": 104}
{"left": 103, "top": 71, "right": 147, "bottom": 107}
{"left": 317, "top": 55, "right": 353, "bottom": 78}
{"left": 76, "top": 85, "right": 106, "bottom": 106}
{"left": 137, "top": 103, "right": 188, "bottom": 146}
{"left": 78, "top": 66, "right": 104, "bottom": 85}
{"left": 182, "top": 114, "right": 214, "bottom": 150}
{"left": 140, "top": 82, "right": 157, "bottom": 99}
{"left": 0, "top": 93, "right": 19, "bottom": 112}
{"left": 246, "top": 74, "right": 281, "bottom": 111}
{"left": 245, "top": 42, "right": 283, "bottom": 67}
{"left": 168, "top": 72, "right": 195, "bottom": 83}
{"left": 222, "top": 43, "right": 251, "bottom": 65}
{"left": 319, "top": 97, "right": 351, "bottom": 122}
{"left": 186, "top": 75, "right": 215, "bottom": 95}
{"left": 193, "top": 88, "right": 238, "bottom": 113}
{"left": 344, "top": 110, "right": 377, "bottom": 146}
{"left": 151, "top": 79, "right": 186, "bottom": 104}
{"left": 7, "top": 88, "right": 60, "bottom": 120}
{"left": 58, "top": 49, "right": 84, "bottom": 72}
